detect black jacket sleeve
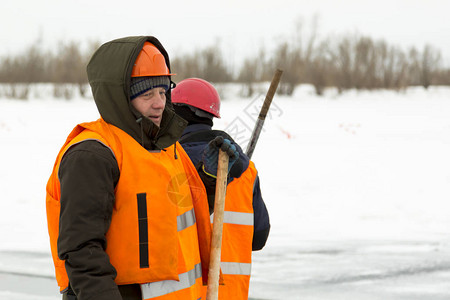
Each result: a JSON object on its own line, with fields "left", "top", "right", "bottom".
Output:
{"left": 57, "top": 140, "right": 122, "bottom": 300}
{"left": 252, "top": 176, "right": 270, "bottom": 251}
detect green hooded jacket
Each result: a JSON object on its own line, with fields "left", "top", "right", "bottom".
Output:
{"left": 87, "top": 36, "right": 187, "bottom": 149}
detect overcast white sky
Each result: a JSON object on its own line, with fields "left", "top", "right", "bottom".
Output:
{"left": 2, "top": 0, "right": 450, "bottom": 67}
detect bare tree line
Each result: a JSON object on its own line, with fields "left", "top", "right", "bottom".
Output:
{"left": 0, "top": 39, "right": 100, "bottom": 99}
{"left": 0, "top": 29, "right": 448, "bottom": 99}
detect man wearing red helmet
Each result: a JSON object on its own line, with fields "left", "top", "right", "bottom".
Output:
{"left": 172, "top": 78, "right": 271, "bottom": 300}
{"left": 46, "top": 38, "right": 238, "bottom": 300}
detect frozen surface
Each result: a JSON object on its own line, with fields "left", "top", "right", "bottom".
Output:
{"left": 1, "top": 84, "right": 450, "bottom": 299}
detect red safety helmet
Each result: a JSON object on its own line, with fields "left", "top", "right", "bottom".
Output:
{"left": 131, "top": 42, "right": 175, "bottom": 77}
{"left": 172, "top": 78, "right": 221, "bottom": 118}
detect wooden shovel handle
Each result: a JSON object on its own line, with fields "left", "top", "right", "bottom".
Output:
{"left": 206, "top": 150, "right": 229, "bottom": 300}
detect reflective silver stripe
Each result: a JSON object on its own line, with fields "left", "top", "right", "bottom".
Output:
{"left": 140, "top": 263, "right": 202, "bottom": 299}
{"left": 220, "top": 262, "right": 252, "bottom": 276}
{"left": 210, "top": 211, "right": 254, "bottom": 226}
{"left": 177, "top": 209, "right": 196, "bottom": 231}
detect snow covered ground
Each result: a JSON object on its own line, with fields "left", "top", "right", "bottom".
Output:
{"left": 1, "top": 84, "right": 450, "bottom": 299}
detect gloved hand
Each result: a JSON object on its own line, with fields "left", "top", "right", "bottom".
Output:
{"left": 201, "top": 136, "right": 239, "bottom": 178}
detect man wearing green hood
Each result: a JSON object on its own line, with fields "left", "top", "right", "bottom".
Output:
{"left": 46, "top": 36, "right": 238, "bottom": 300}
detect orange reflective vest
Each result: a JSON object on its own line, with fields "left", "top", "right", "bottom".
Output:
{"left": 46, "top": 119, "right": 216, "bottom": 299}
{"left": 202, "top": 161, "right": 257, "bottom": 299}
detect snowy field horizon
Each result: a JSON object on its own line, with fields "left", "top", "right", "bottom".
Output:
{"left": 1, "top": 83, "right": 450, "bottom": 299}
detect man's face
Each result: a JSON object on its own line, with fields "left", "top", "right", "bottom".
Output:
{"left": 131, "top": 87, "right": 166, "bottom": 127}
